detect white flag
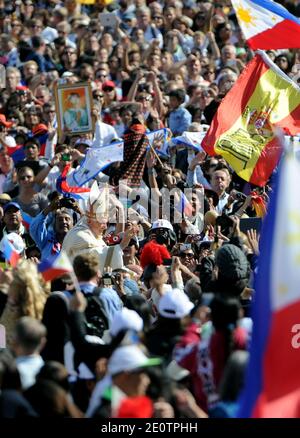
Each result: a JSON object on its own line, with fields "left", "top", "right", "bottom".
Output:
{"left": 73, "top": 141, "right": 124, "bottom": 186}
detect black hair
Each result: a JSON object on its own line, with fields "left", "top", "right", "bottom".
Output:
{"left": 37, "top": 361, "right": 70, "bottom": 392}
{"left": 219, "top": 350, "right": 249, "bottom": 402}
{"left": 24, "top": 137, "right": 41, "bottom": 149}
{"left": 210, "top": 295, "right": 241, "bottom": 359}
{"left": 31, "top": 36, "right": 44, "bottom": 49}
{"left": 168, "top": 89, "right": 186, "bottom": 105}
{"left": 142, "top": 263, "right": 157, "bottom": 288}
{"left": 125, "top": 295, "right": 152, "bottom": 332}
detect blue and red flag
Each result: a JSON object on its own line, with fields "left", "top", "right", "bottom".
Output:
{"left": 56, "top": 164, "right": 90, "bottom": 202}
{"left": 2, "top": 238, "right": 20, "bottom": 268}
{"left": 178, "top": 192, "right": 193, "bottom": 218}
{"left": 38, "top": 251, "right": 73, "bottom": 282}
{"left": 238, "top": 150, "right": 300, "bottom": 418}
{"left": 232, "top": 0, "right": 300, "bottom": 50}
{"left": 21, "top": 210, "right": 33, "bottom": 231}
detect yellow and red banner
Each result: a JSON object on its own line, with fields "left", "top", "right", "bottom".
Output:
{"left": 202, "top": 51, "right": 300, "bottom": 186}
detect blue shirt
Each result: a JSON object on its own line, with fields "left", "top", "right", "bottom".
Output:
{"left": 29, "top": 212, "right": 61, "bottom": 260}
{"left": 98, "top": 287, "right": 123, "bottom": 327}
{"left": 168, "top": 106, "right": 192, "bottom": 135}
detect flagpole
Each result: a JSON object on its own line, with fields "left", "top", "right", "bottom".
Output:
{"left": 150, "top": 144, "right": 163, "bottom": 167}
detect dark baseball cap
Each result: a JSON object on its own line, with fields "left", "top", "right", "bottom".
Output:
{"left": 3, "top": 202, "right": 21, "bottom": 214}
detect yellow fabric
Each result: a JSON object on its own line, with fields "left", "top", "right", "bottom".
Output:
{"left": 215, "top": 67, "right": 300, "bottom": 181}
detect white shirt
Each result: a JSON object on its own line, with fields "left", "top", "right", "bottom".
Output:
{"left": 216, "top": 192, "right": 230, "bottom": 215}
{"left": 16, "top": 355, "right": 44, "bottom": 390}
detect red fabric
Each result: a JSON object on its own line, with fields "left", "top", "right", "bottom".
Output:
{"left": 202, "top": 57, "right": 269, "bottom": 156}
{"left": 32, "top": 123, "right": 48, "bottom": 136}
{"left": 176, "top": 326, "right": 248, "bottom": 412}
{"left": 116, "top": 396, "right": 153, "bottom": 418}
{"left": 140, "top": 240, "right": 171, "bottom": 268}
{"left": 248, "top": 19, "right": 300, "bottom": 50}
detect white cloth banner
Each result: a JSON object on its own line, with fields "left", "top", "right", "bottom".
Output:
{"left": 73, "top": 141, "right": 124, "bottom": 186}
{"left": 171, "top": 131, "right": 206, "bottom": 152}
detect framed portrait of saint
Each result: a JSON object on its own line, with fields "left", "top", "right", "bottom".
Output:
{"left": 54, "top": 81, "right": 94, "bottom": 137}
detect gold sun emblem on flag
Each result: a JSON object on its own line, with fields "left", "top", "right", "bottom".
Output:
{"left": 236, "top": 4, "right": 256, "bottom": 27}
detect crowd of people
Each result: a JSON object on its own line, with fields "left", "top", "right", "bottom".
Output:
{"left": 0, "top": 0, "right": 297, "bottom": 419}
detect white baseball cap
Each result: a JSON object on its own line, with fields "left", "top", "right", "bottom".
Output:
{"left": 108, "top": 345, "right": 161, "bottom": 376}
{"left": 110, "top": 308, "right": 143, "bottom": 337}
{"left": 151, "top": 219, "right": 174, "bottom": 232}
{"left": 158, "top": 288, "right": 194, "bottom": 319}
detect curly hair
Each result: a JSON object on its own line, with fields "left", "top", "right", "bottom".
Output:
{"left": 8, "top": 260, "right": 48, "bottom": 320}
{"left": 0, "top": 261, "right": 49, "bottom": 348}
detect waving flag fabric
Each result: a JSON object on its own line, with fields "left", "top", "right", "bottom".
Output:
{"left": 145, "top": 128, "right": 172, "bottom": 157}
{"left": 1, "top": 237, "right": 20, "bottom": 268}
{"left": 172, "top": 131, "right": 206, "bottom": 152}
{"left": 73, "top": 140, "right": 124, "bottom": 187}
{"left": 238, "top": 151, "right": 300, "bottom": 418}
{"left": 56, "top": 164, "right": 91, "bottom": 201}
{"left": 232, "top": 0, "right": 300, "bottom": 49}
{"left": 202, "top": 51, "right": 300, "bottom": 186}
{"left": 38, "top": 251, "right": 73, "bottom": 282}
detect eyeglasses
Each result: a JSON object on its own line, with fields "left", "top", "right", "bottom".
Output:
{"left": 94, "top": 94, "right": 104, "bottom": 98}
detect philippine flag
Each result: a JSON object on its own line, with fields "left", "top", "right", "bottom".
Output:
{"left": 38, "top": 251, "right": 73, "bottom": 282}
{"left": 2, "top": 238, "right": 20, "bottom": 268}
{"left": 238, "top": 150, "right": 300, "bottom": 417}
{"left": 56, "top": 164, "right": 90, "bottom": 202}
{"left": 232, "top": 0, "right": 300, "bottom": 49}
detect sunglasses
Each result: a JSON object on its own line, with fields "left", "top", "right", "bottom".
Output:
{"left": 136, "top": 96, "right": 151, "bottom": 102}
{"left": 103, "top": 87, "right": 114, "bottom": 92}
{"left": 180, "top": 253, "right": 194, "bottom": 259}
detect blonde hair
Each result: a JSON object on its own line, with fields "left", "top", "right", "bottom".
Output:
{"left": 8, "top": 260, "right": 48, "bottom": 320}
{"left": 23, "top": 60, "right": 38, "bottom": 69}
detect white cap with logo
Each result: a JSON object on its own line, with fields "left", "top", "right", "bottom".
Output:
{"left": 158, "top": 288, "right": 194, "bottom": 319}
